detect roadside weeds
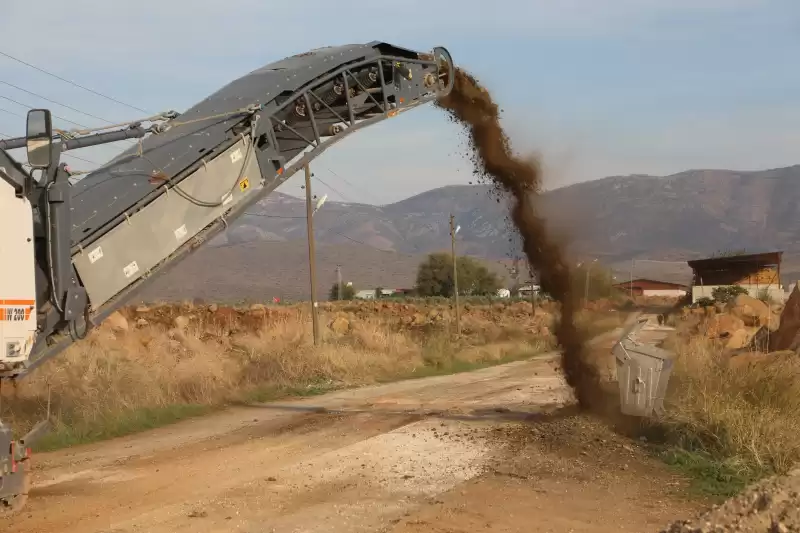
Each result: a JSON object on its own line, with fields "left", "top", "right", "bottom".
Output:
{"left": 3, "top": 302, "right": 571, "bottom": 452}
{"left": 649, "top": 329, "right": 800, "bottom": 500}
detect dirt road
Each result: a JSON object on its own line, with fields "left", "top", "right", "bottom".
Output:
{"left": 3, "top": 320, "right": 703, "bottom": 533}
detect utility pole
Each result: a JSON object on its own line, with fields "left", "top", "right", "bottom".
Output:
{"left": 304, "top": 164, "right": 320, "bottom": 345}
{"left": 585, "top": 258, "right": 597, "bottom": 303}
{"left": 630, "top": 259, "right": 635, "bottom": 299}
{"left": 336, "top": 265, "right": 342, "bottom": 300}
{"left": 528, "top": 266, "right": 536, "bottom": 317}
{"left": 450, "top": 213, "right": 461, "bottom": 335}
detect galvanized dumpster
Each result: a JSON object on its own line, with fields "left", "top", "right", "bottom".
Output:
{"left": 613, "top": 317, "right": 675, "bottom": 417}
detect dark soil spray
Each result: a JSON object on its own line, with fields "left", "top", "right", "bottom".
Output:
{"left": 436, "top": 68, "right": 602, "bottom": 409}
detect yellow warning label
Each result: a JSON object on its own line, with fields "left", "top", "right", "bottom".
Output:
{"left": 239, "top": 177, "right": 250, "bottom": 192}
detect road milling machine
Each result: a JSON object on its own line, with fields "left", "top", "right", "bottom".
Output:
{"left": 0, "top": 40, "right": 676, "bottom": 515}
{"left": 0, "top": 41, "right": 455, "bottom": 512}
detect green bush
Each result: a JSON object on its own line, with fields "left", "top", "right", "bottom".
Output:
{"left": 711, "top": 285, "right": 747, "bottom": 303}
{"left": 695, "top": 297, "right": 715, "bottom": 308}
{"left": 415, "top": 253, "right": 502, "bottom": 297}
{"left": 329, "top": 283, "right": 355, "bottom": 301}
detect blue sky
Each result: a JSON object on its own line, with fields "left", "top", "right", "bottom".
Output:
{"left": 0, "top": 0, "right": 797, "bottom": 204}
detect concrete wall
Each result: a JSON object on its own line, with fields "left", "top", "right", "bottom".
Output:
{"left": 354, "top": 290, "right": 375, "bottom": 300}
{"left": 642, "top": 289, "right": 686, "bottom": 297}
{"left": 691, "top": 284, "right": 785, "bottom": 303}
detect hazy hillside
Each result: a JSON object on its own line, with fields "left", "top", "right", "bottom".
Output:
{"left": 208, "top": 185, "right": 514, "bottom": 258}
{"left": 139, "top": 164, "right": 800, "bottom": 302}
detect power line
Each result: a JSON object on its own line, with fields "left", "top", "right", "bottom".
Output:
{"left": 299, "top": 167, "right": 443, "bottom": 256}
{"left": 324, "top": 166, "right": 384, "bottom": 205}
{"left": 0, "top": 79, "right": 120, "bottom": 124}
{"left": 0, "top": 90, "right": 138, "bottom": 151}
{"left": 0, "top": 49, "right": 149, "bottom": 114}
{"left": 327, "top": 229, "right": 421, "bottom": 257}
{"left": 0, "top": 93, "right": 89, "bottom": 129}
{"left": 0, "top": 105, "right": 25, "bottom": 119}
{"left": 313, "top": 174, "right": 350, "bottom": 203}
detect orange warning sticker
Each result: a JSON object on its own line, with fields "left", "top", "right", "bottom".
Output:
{"left": 0, "top": 300, "right": 35, "bottom": 321}
{"left": 1, "top": 307, "right": 27, "bottom": 322}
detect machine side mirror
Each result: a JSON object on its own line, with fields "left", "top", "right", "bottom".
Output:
{"left": 26, "top": 109, "right": 54, "bottom": 169}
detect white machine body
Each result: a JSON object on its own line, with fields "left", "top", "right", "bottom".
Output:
{"left": 0, "top": 178, "right": 37, "bottom": 369}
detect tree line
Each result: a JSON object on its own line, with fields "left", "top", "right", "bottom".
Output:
{"left": 329, "top": 252, "right": 619, "bottom": 301}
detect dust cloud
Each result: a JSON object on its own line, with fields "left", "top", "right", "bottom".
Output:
{"left": 436, "top": 68, "right": 602, "bottom": 409}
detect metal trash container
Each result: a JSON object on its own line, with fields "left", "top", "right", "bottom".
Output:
{"left": 613, "top": 317, "right": 675, "bottom": 417}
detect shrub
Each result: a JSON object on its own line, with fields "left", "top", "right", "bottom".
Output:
{"left": 415, "top": 253, "right": 502, "bottom": 297}
{"left": 329, "top": 283, "right": 355, "bottom": 301}
{"left": 711, "top": 285, "right": 747, "bottom": 303}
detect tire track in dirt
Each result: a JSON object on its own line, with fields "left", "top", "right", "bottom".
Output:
{"left": 3, "top": 355, "right": 568, "bottom": 533}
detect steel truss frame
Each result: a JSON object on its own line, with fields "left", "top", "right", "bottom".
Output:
{"left": 17, "top": 45, "right": 454, "bottom": 377}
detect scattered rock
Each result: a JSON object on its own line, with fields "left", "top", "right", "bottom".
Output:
{"left": 329, "top": 316, "right": 350, "bottom": 334}
{"left": 660, "top": 468, "right": 800, "bottom": 532}
{"left": 729, "top": 294, "right": 771, "bottom": 327}
{"left": 103, "top": 311, "right": 129, "bottom": 333}
{"left": 208, "top": 303, "right": 218, "bottom": 313}
{"left": 728, "top": 351, "right": 771, "bottom": 370}
{"left": 704, "top": 314, "right": 745, "bottom": 338}
{"left": 248, "top": 303, "right": 267, "bottom": 318}
{"left": 174, "top": 315, "right": 190, "bottom": 330}
{"left": 135, "top": 305, "right": 150, "bottom": 314}
{"left": 725, "top": 328, "right": 757, "bottom": 350}
{"left": 167, "top": 328, "right": 185, "bottom": 341}
{"left": 770, "top": 284, "right": 800, "bottom": 352}
{"left": 136, "top": 318, "right": 149, "bottom": 328}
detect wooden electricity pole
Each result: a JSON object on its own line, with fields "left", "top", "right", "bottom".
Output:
{"left": 450, "top": 213, "right": 461, "bottom": 335}
{"left": 528, "top": 265, "right": 536, "bottom": 317}
{"left": 304, "top": 164, "right": 320, "bottom": 345}
{"left": 336, "top": 265, "right": 342, "bottom": 300}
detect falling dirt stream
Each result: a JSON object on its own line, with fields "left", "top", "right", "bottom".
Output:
{"left": 436, "top": 68, "right": 602, "bottom": 408}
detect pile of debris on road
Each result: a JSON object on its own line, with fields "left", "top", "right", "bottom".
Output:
{"left": 660, "top": 467, "right": 800, "bottom": 532}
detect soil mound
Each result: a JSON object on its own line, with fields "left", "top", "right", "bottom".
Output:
{"left": 660, "top": 468, "right": 800, "bottom": 532}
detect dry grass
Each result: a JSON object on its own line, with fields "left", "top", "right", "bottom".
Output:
{"left": 2, "top": 302, "right": 553, "bottom": 450}
{"left": 658, "top": 331, "right": 800, "bottom": 496}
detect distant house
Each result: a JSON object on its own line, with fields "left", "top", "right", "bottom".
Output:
{"left": 354, "top": 288, "right": 397, "bottom": 300}
{"left": 613, "top": 279, "right": 688, "bottom": 298}
{"left": 517, "top": 284, "right": 541, "bottom": 296}
{"left": 687, "top": 251, "right": 784, "bottom": 303}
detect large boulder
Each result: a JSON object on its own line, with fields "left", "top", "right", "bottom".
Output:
{"left": 703, "top": 314, "right": 745, "bottom": 338}
{"left": 729, "top": 294, "right": 771, "bottom": 327}
{"left": 728, "top": 351, "right": 770, "bottom": 370}
{"left": 248, "top": 303, "right": 267, "bottom": 318}
{"left": 173, "top": 315, "right": 190, "bottom": 330}
{"left": 724, "top": 328, "right": 757, "bottom": 350}
{"left": 770, "top": 285, "right": 800, "bottom": 352}
{"left": 328, "top": 316, "right": 350, "bottom": 334}
{"left": 103, "top": 311, "right": 129, "bottom": 333}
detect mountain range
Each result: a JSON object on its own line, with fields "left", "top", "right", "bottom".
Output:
{"left": 137, "top": 164, "right": 800, "bottom": 303}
